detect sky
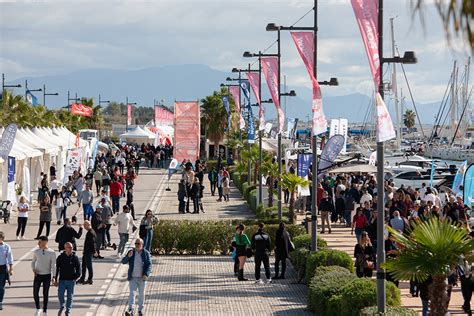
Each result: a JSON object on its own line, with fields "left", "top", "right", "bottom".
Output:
{"left": 0, "top": 0, "right": 472, "bottom": 104}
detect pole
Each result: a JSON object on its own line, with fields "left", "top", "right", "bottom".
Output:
{"left": 1, "top": 73, "right": 4, "bottom": 92}
{"left": 258, "top": 53, "right": 263, "bottom": 206}
{"left": 277, "top": 29, "right": 282, "bottom": 220}
{"left": 390, "top": 17, "right": 401, "bottom": 151}
{"left": 311, "top": 0, "right": 319, "bottom": 252}
{"left": 377, "top": 0, "right": 386, "bottom": 313}
{"left": 247, "top": 64, "right": 252, "bottom": 184}
{"left": 126, "top": 96, "right": 129, "bottom": 132}
{"left": 43, "top": 84, "right": 46, "bottom": 106}
{"left": 25, "top": 80, "right": 28, "bottom": 99}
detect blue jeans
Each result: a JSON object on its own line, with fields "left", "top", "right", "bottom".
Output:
{"left": 144, "top": 229, "right": 153, "bottom": 252}
{"left": 111, "top": 196, "right": 120, "bottom": 214}
{"left": 128, "top": 277, "right": 146, "bottom": 312}
{"left": 83, "top": 204, "right": 92, "bottom": 221}
{"left": 0, "top": 268, "right": 6, "bottom": 303}
{"left": 118, "top": 233, "right": 129, "bottom": 255}
{"left": 355, "top": 227, "right": 365, "bottom": 242}
{"left": 422, "top": 299, "right": 429, "bottom": 316}
{"left": 58, "top": 280, "right": 75, "bottom": 313}
{"left": 81, "top": 253, "right": 93, "bottom": 281}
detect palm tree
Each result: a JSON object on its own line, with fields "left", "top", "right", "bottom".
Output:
{"left": 384, "top": 217, "right": 474, "bottom": 316}
{"left": 201, "top": 89, "right": 230, "bottom": 157}
{"left": 281, "top": 173, "right": 310, "bottom": 223}
{"left": 403, "top": 109, "right": 416, "bottom": 136}
{"left": 241, "top": 144, "right": 260, "bottom": 185}
{"left": 260, "top": 157, "right": 279, "bottom": 207}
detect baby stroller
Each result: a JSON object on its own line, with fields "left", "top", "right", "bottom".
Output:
{"left": 0, "top": 201, "right": 11, "bottom": 224}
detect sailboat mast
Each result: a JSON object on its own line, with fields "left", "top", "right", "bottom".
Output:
{"left": 390, "top": 17, "right": 401, "bottom": 150}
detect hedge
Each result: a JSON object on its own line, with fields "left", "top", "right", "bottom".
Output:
{"left": 307, "top": 265, "right": 356, "bottom": 314}
{"left": 306, "top": 249, "right": 354, "bottom": 281}
{"left": 360, "top": 306, "right": 416, "bottom": 316}
{"left": 293, "top": 234, "right": 328, "bottom": 250}
{"left": 243, "top": 183, "right": 256, "bottom": 201}
{"left": 249, "top": 189, "right": 257, "bottom": 212}
{"left": 290, "top": 248, "right": 310, "bottom": 275}
{"left": 232, "top": 172, "right": 243, "bottom": 193}
{"left": 152, "top": 220, "right": 306, "bottom": 255}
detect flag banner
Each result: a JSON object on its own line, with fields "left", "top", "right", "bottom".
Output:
{"left": 229, "top": 86, "right": 245, "bottom": 130}
{"left": 368, "top": 151, "right": 377, "bottom": 166}
{"left": 7, "top": 156, "right": 16, "bottom": 203}
{"left": 26, "top": 90, "right": 38, "bottom": 105}
{"left": 286, "top": 118, "right": 296, "bottom": 138}
{"left": 174, "top": 101, "right": 200, "bottom": 162}
{"left": 239, "top": 80, "right": 251, "bottom": 104}
{"left": 247, "top": 103, "right": 255, "bottom": 144}
{"left": 319, "top": 135, "right": 345, "bottom": 171}
{"left": 453, "top": 160, "right": 468, "bottom": 196}
{"left": 261, "top": 56, "right": 284, "bottom": 133}
{"left": 75, "top": 133, "right": 80, "bottom": 148}
{"left": 127, "top": 103, "right": 132, "bottom": 126}
{"left": 329, "top": 119, "right": 348, "bottom": 154}
{"left": 155, "top": 106, "right": 174, "bottom": 126}
{"left": 297, "top": 153, "right": 312, "bottom": 178}
{"left": 246, "top": 72, "right": 265, "bottom": 131}
{"left": 168, "top": 158, "right": 180, "bottom": 180}
{"left": 72, "top": 103, "right": 93, "bottom": 117}
{"left": 375, "top": 93, "right": 396, "bottom": 142}
{"left": 351, "top": 0, "right": 380, "bottom": 86}
{"left": 429, "top": 158, "right": 435, "bottom": 187}
{"left": 464, "top": 163, "right": 474, "bottom": 207}
{"left": 64, "top": 148, "right": 82, "bottom": 183}
{"left": 0, "top": 124, "right": 17, "bottom": 159}
{"left": 290, "top": 31, "right": 327, "bottom": 136}
{"left": 222, "top": 96, "right": 231, "bottom": 131}
{"left": 264, "top": 122, "right": 273, "bottom": 135}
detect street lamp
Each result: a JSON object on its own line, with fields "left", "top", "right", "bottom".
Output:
{"left": 43, "top": 84, "right": 59, "bottom": 107}
{"left": 376, "top": 0, "right": 417, "bottom": 312}
{"left": 2, "top": 73, "right": 22, "bottom": 93}
{"left": 125, "top": 97, "right": 137, "bottom": 132}
{"left": 24, "top": 80, "right": 42, "bottom": 102}
{"left": 98, "top": 94, "right": 110, "bottom": 106}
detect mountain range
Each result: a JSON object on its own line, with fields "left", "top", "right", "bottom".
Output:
{"left": 10, "top": 64, "right": 441, "bottom": 124}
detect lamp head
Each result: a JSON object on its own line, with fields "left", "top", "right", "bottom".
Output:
{"left": 226, "top": 77, "right": 232, "bottom": 81}
{"left": 243, "top": 51, "right": 253, "bottom": 58}
{"left": 220, "top": 83, "right": 225, "bottom": 87}
{"left": 266, "top": 23, "right": 279, "bottom": 31}
{"left": 402, "top": 51, "right": 417, "bottom": 64}
{"left": 231, "top": 68, "right": 239, "bottom": 73}
{"left": 288, "top": 90, "right": 296, "bottom": 97}
{"left": 329, "top": 77, "right": 339, "bottom": 86}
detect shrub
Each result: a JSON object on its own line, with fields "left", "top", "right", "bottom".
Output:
{"left": 306, "top": 249, "right": 354, "bottom": 281}
{"left": 244, "top": 184, "right": 256, "bottom": 201}
{"left": 290, "top": 248, "right": 310, "bottom": 275}
{"left": 307, "top": 265, "right": 356, "bottom": 314}
{"left": 256, "top": 203, "right": 265, "bottom": 218}
{"left": 293, "top": 234, "right": 328, "bottom": 250}
{"left": 360, "top": 306, "right": 416, "bottom": 316}
{"left": 249, "top": 189, "right": 257, "bottom": 211}
{"left": 242, "top": 182, "right": 249, "bottom": 199}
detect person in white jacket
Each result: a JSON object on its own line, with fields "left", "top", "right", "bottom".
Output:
{"left": 114, "top": 205, "right": 135, "bottom": 257}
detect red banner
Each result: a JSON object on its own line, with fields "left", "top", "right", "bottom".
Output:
{"left": 290, "top": 31, "right": 327, "bottom": 136}
{"left": 174, "top": 101, "right": 200, "bottom": 162}
{"left": 127, "top": 104, "right": 132, "bottom": 126}
{"left": 154, "top": 106, "right": 173, "bottom": 126}
{"left": 71, "top": 103, "right": 92, "bottom": 117}
{"left": 246, "top": 72, "right": 265, "bottom": 131}
{"left": 261, "top": 56, "right": 284, "bottom": 133}
{"left": 229, "top": 86, "right": 245, "bottom": 130}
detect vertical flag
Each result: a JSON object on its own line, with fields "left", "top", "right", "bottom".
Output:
{"left": 464, "top": 164, "right": 474, "bottom": 207}
{"left": 246, "top": 72, "right": 265, "bottom": 131}
{"left": 127, "top": 103, "right": 132, "bottom": 126}
{"left": 240, "top": 80, "right": 254, "bottom": 143}
{"left": 26, "top": 90, "right": 38, "bottom": 105}
{"left": 154, "top": 105, "right": 159, "bottom": 126}
{"left": 429, "top": 159, "right": 435, "bottom": 187}
{"left": 229, "top": 86, "right": 245, "bottom": 130}
{"left": 452, "top": 160, "right": 468, "bottom": 196}
{"left": 351, "top": 0, "right": 396, "bottom": 142}
{"left": 222, "top": 96, "right": 231, "bottom": 132}
{"left": 261, "top": 56, "right": 284, "bottom": 133}
{"left": 7, "top": 156, "right": 16, "bottom": 203}
{"left": 290, "top": 32, "right": 327, "bottom": 136}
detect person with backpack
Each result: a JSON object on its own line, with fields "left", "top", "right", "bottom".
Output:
{"left": 251, "top": 223, "right": 271, "bottom": 284}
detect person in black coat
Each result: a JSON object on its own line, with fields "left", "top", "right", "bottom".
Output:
{"left": 319, "top": 191, "right": 334, "bottom": 234}
{"left": 251, "top": 223, "right": 272, "bottom": 283}
{"left": 177, "top": 180, "right": 187, "bottom": 214}
{"left": 55, "top": 218, "right": 83, "bottom": 251}
{"left": 274, "top": 222, "right": 291, "bottom": 279}
{"left": 78, "top": 221, "right": 96, "bottom": 284}
{"left": 91, "top": 207, "right": 105, "bottom": 259}
{"left": 126, "top": 187, "right": 136, "bottom": 220}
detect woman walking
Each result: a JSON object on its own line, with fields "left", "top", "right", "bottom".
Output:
{"left": 232, "top": 224, "right": 251, "bottom": 281}
{"left": 140, "top": 210, "right": 158, "bottom": 252}
{"left": 222, "top": 175, "right": 230, "bottom": 202}
{"left": 16, "top": 196, "right": 29, "bottom": 240}
{"left": 354, "top": 231, "right": 375, "bottom": 278}
{"left": 274, "top": 222, "right": 291, "bottom": 279}
{"left": 36, "top": 195, "right": 52, "bottom": 239}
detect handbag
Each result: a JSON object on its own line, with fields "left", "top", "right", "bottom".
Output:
{"left": 288, "top": 240, "right": 295, "bottom": 252}
{"left": 363, "top": 259, "right": 375, "bottom": 269}
{"left": 245, "top": 247, "right": 253, "bottom": 258}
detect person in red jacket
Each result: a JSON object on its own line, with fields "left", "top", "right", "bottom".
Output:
{"left": 109, "top": 177, "right": 123, "bottom": 215}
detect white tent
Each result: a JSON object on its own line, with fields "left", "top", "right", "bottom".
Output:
{"left": 120, "top": 126, "right": 154, "bottom": 144}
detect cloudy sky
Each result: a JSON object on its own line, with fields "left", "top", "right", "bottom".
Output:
{"left": 0, "top": 0, "right": 471, "bottom": 103}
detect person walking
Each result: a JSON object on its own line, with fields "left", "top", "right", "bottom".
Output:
{"left": 93, "top": 169, "right": 102, "bottom": 196}
{"left": 177, "top": 180, "right": 186, "bottom": 214}
{"left": 232, "top": 224, "right": 251, "bottom": 281}
{"left": 140, "top": 210, "right": 158, "bottom": 252}
{"left": 77, "top": 221, "right": 96, "bottom": 285}
{"left": 58, "top": 186, "right": 71, "bottom": 224}
{"left": 55, "top": 242, "right": 81, "bottom": 316}
{"left": 319, "top": 191, "right": 334, "bottom": 234}
{"left": 55, "top": 219, "right": 83, "bottom": 252}
{"left": 16, "top": 196, "right": 29, "bottom": 240}
{"left": 126, "top": 187, "right": 136, "bottom": 220}
{"left": 91, "top": 206, "right": 105, "bottom": 259}
{"left": 354, "top": 231, "right": 375, "bottom": 278}
{"left": 123, "top": 238, "right": 152, "bottom": 316}
{"left": 35, "top": 195, "right": 52, "bottom": 240}
{"left": 191, "top": 179, "right": 201, "bottom": 214}
{"left": 115, "top": 205, "right": 135, "bottom": 257}
{"left": 78, "top": 185, "right": 94, "bottom": 221}
{"left": 31, "top": 236, "right": 56, "bottom": 316}
{"left": 222, "top": 175, "right": 230, "bottom": 202}
{"left": 101, "top": 170, "right": 111, "bottom": 194}
{"left": 208, "top": 167, "right": 218, "bottom": 196}
{"left": 251, "top": 223, "right": 272, "bottom": 284}
{"left": 0, "top": 232, "right": 13, "bottom": 310}
{"left": 274, "top": 222, "right": 291, "bottom": 280}
{"left": 216, "top": 169, "right": 224, "bottom": 202}
{"left": 100, "top": 199, "right": 114, "bottom": 249}
{"left": 110, "top": 177, "right": 123, "bottom": 215}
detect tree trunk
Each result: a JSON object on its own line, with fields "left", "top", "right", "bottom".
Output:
{"left": 288, "top": 191, "right": 296, "bottom": 224}
{"left": 429, "top": 275, "right": 448, "bottom": 316}
{"left": 253, "top": 163, "right": 258, "bottom": 185}
{"left": 268, "top": 178, "right": 274, "bottom": 207}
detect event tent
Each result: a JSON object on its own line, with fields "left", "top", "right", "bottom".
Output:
{"left": 120, "top": 126, "right": 154, "bottom": 144}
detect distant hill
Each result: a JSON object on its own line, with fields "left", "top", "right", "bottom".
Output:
{"left": 10, "top": 64, "right": 440, "bottom": 124}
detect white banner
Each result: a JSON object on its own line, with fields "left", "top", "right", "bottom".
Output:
{"left": 64, "top": 149, "right": 82, "bottom": 183}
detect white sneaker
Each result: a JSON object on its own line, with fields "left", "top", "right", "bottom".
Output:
{"left": 34, "top": 310, "right": 41, "bottom": 316}
{"left": 255, "top": 279, "right": 264, "bottom": 284}
{"left": 42, "top": 312, "right": 47, "bottom": 316}
{"left": 21, "top": 236, "right": 26, "bottom": 240}
{"left": 16, "top": 236, "right": 19, "bottom": 240}
{"left": 266, "top": 278, "right": 272, "bottom": 284}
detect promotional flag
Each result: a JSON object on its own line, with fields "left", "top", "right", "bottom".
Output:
{"left": 464, "top": 164, "right": 474, "bottom": 207}
{"left": 174, "top": 101, "right": 200, "bottom": 162}
{"left": 75, "top": 133, "right": 80, "bottom": 148}
{"left": 240, "top": 80, "right": 250, "bottom": 105}
{"left": 261, "top": 57, "right": 284, "bottom": 133}
{"left": 351, "top": 0, "right": 396, "bottom": 143}
{"left": 26, "top": 90, "right": 38, "bottom": 105}
{"left": 264, "top": 122, "right": 273, "bottom": 135}
{"left": 0, "top": 124, "right": 17, "bottom": 159}
{"left": 127, "top": 103, "right": 132, "bottom": 126}
{"left": 247, "top": 103, "right": 255, "bottom": 144}
{"left": 246, "top": 72, "right": 265, "bottom": 131}
{"left": 452, "top": 160, "right": 468, "bottom": 196}
{"left": 318, "top": 135, "right": 345, "bottom": 171}
{"left": 297, "top": 153, "right": 313, "bottom": 178}
{"left": 72, "top": 103, "right": 93, "bottom": 117}
{"left": 7, "top": 157, "right": 16, "bottom": 203}
{"left": 290, "top": 32, "right": 327, "bottom": 135}
{"left": 222, "top": 96, "right": 231, "bottom": 132}
{"left": 64, "top": 148, "right": 82, "bottom": 183}
{"left": 229, "top": 86, "right": 245, "bottom": 130}
{"left": 429, "top": 159, "right": 435, "bottom": 187}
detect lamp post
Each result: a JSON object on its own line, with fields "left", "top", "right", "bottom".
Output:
{"left": 125, "top": 97, "right": 137, "bottom": 132}
{"left": 65, "top": 91, "right": 81, "bottom": 112}
{"left": 376, "top": 0, "right": 417, "bottom": 312}
{"left": 43, "top": 84, "right": 59, "bottom": 107}
{"left": 24, "top": 80, "right": 42, "bottom": 102}
{"left": 2, "top": 73, "right": 22, "bottom": 93}
{"left": 266, "top": 0, "right": 339, "bottom": 251}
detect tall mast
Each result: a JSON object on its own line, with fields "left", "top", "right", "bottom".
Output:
{"left": 390, "top": 17, "right": 401, "bottom": 150}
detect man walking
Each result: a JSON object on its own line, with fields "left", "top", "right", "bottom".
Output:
{"left": 91, "top": 206, "right": 105, "bottom": 259}
{"left": 251, "top": 223, "right": 272, "bottom": 284}
{"left": 55, "top": 218, "right": 83, "bottom": 251}
{"left": 55, "top": 242, "right": 81, "bottom": 316}
{"left": 319, "top": 191, "right": 334, "bottom": 234}
{"left": 115, "top": 205, "right": 135, "bottom": 257}
{"left": 78, "top": 185, "right": 94, "bottom": 221}
{"left": 110, "top": 177, "right": 123, "bottom": 214}
{"left": 31, "top": 236, "right": 56, "bottom": 316}
{"left": 208, "top": 167, "right": 218, "bottom": 196}
{"left": 122, "top": 238, "right": 152, "bottom": 316}
{"left": 0, "top": 232, "right": 13, "bottom": 310}
{"left": 77, "top": 221, "right": 96, "bottom": 285}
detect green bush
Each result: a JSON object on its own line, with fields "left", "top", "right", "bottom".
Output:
{"left": 244, "top": 184, "right": 256, "bottom": 201}
{"left": 306, "top": 249, "right": 354, "bottom": 281}
{"left": 249, "top": 189, "right": 257, "bottom": 211}
{"left": 293, "top": 234, "right": 328, "bottom": 250}
{"left": 256, "top": 203, "right": 265, "bottom": 218}
{"left": 232, "top": 172, "right": 242, "bottom": 192}
{"left": 307, "top": 265, "right": 356, "bottom": 314}
{"left": 290, "top": 248, "right": 310, "bottom": 275}
{"left": 360, "top": 306, "right": 416, "bottom": 316}
{"left": 242, "top": 182, "right": 249, "bottom": 199}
